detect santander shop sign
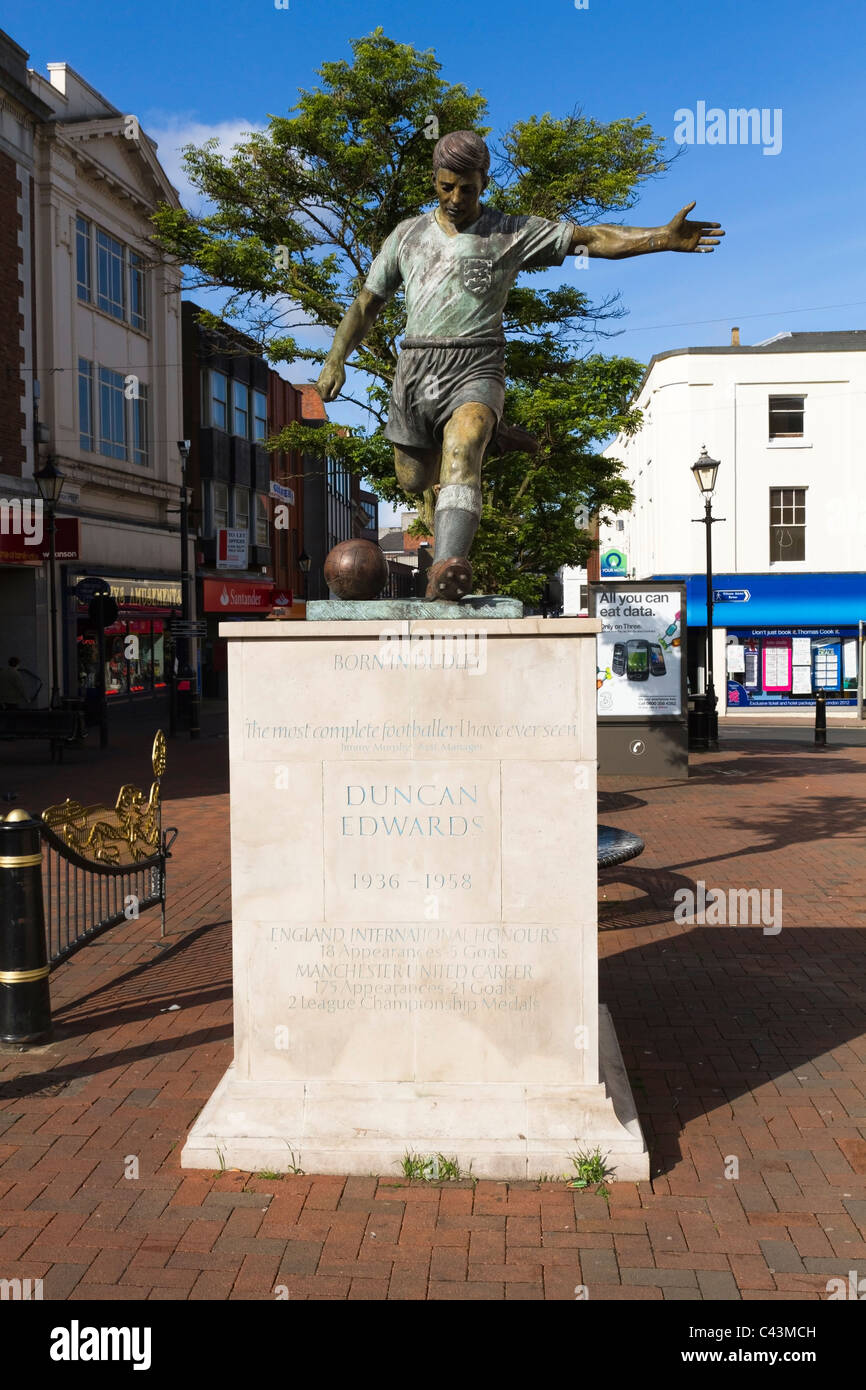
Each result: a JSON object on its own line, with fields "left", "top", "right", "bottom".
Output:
{"left": 202, "top": 578, "right": 277, "bottom": 613}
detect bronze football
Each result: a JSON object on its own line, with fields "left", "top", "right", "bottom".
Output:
{"left": 323, "top": 539, "right": 389, "bottom": 600}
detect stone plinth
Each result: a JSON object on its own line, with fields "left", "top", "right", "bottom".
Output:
{"left": 182, "top": 616, "right": 648, "bottom": 1180}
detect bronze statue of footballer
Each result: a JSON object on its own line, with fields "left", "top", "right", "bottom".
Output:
{"left": 316, "top": 131, "right": 723, "bottom": 601}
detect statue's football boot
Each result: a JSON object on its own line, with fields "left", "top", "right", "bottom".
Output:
{"left": 425, "top": 556, "right": 473, "bottom": 601}
{"left": 486, "top": 421, "right": 540, "bottom": 458}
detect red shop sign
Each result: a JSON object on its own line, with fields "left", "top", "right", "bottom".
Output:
{"left": 0, "top": 516, "right": 80, "bottom": 564}
{"left": 202, "top": 578, "right": 275, "bottom": 613}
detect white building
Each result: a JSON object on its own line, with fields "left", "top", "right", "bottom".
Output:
{"left": 567, "top": 329, "right": 866, "bottom": 712}
{"left": 0, "top": 32, "right": 186, "bottom": 713}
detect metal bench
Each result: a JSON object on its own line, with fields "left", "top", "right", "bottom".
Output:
{"left": 0, "top": 708, "right": 83, "bottom": 763}
{"left": 597, "top": 823, "right": 645, "bottom": 869}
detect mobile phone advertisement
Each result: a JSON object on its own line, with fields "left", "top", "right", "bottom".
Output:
{"left": 593, "top": 584, "right": 684, "bottom": 717}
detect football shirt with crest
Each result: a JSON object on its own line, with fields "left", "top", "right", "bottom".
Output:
{"left": 364, "top": 207, "right": 573, "bottom": 339}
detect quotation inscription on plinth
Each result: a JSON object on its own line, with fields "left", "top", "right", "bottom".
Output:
{"left": 183, "top": 619, "right": 649, "bottom": 1179}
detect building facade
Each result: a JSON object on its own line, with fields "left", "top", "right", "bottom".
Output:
{"left": 181, "top": 302, "right": 292, "bottom": 696}
{"left": 295, "top": 384, "right": 361, "bottom": 603}
{"left": 0, "top": 32, "right": 51, "bottom": 682}
{"left": 592, "top": 329, "right": 866, "bottom": 711}
{"left": 0, "top": 33, "right": 186, "bottom": 714}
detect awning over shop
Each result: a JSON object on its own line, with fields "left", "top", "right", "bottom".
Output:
{"left": 652, "top": 572, "right": 866, "bottom": 627}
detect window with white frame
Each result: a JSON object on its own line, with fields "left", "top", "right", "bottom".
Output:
{"left": 98, "top": 366, "right": 127, "bottom": 460}
{"left": 255, "top": 494, "right": 269, "bottom": 546}
{"left": 232, "top": 380, "right": 249, "bottom": 437}
{"left": 769, "top": 395, "right": 805, "bottom": 440}
{"left": 75, "top": 216, "right": 149, "bottom": 332}
{"left": 78, "top": 358, "right": 149, "bottom": 465}
{"left": 233, "top": 487, "right": 250, "bottom": 537}
{"left": 129, "top": 251, "right": 147, "bottom": 331}
{"left": 770, "top": 487, "right": 806, "bottom": 562}
{"left": 211, "top": 482, "right": 229, "bottom": 534}
{"left": 76, "top": 218, "right": 91, "bottom": 302}
{"left": 207, "top": 370, "right": 227, "bottom": 430}
{"left": 78, "top": 359, "right": 93, "bottom": 450}
{"left": 132, "top": 385, "right": 149, "bottom": 467}
{"left": 253, "top": 390, "right": 268, "bottom": 442}
{"left": 96, "top": 229, "right": 126, "bottom": 320}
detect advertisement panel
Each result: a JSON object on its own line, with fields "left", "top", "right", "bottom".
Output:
{"left": 725, "top": 627, "right": 858, "bottom": 707}
{"left": 591, "top": 582, "right": 686, "bottom": 719}
{"left": 217, "top": 528, "right": 249, "bottom": 569}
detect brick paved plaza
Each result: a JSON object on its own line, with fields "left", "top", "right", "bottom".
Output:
{"left": 1, "top": 719, "right": 865, "bottom": 1301}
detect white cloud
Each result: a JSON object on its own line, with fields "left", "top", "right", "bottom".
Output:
{"left": 143, "top": 114, "right": 266, "bottom": 210}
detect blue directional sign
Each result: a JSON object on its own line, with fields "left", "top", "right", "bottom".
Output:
{"left": 713, "top": 588, "right": 751, "bottom": 604}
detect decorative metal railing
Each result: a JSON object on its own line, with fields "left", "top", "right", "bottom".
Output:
{"left": 0, "top": 732, "right": 178, "bottom": 1042}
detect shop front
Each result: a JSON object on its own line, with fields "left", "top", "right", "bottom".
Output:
{"left": 660, "top": 572, "right": 866, "bottom": 711}
{"left": 68, "top": 571, "right": 182, "bottom": 708}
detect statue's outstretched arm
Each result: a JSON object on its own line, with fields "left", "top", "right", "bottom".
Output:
{"left": 571, "top": 203, "right": 724, "bottom": 259}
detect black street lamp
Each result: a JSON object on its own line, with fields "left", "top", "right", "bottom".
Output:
{"left": 34, "top": 456, "right": 65, "bottom": 709}
{"left": 176, "top": 440, "right": 201, "bottom": 740}
{"left": 690, "top": 446, "right": 725, "bottom": 752}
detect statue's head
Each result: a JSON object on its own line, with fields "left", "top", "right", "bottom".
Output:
{"left": 431, "top": 130, "right": 489, "bottom": 229}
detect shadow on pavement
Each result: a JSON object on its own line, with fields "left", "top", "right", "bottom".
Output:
{"left": 601, "top": 923, "right": 866, "bottom": 1178}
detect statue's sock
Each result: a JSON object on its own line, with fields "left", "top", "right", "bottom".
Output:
{"left": 434, "top": 484, "right": 481, "bottom": 559}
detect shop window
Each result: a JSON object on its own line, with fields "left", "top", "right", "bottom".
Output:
{"left": 76, "top": 217, "right": 91, "bottom": 302}
{"left": 255, "top": 494, "right": 269, "bottom": 547}
{"left": 232, "top": 380, "right": 249, "bottom": 437}
{"left": 98, "top": 367, "right": 127, "bottom": 461}
{"left": 79, "top": 359, "right": 93, "bottom": 451}
{"left": 86, "top": 620, "right": 166, "bottom": 699}
{"left": 96, "top": 229, "right": 126, "bottom": 320}
{"left": 769, "top": 395, "right": 804, "bottom": 440}
{"left": 727, "top": 630, "right": 858, "bottom": 708}
{"left": 769, "top": 487, "right": 805, "bottom": 562}
{"left": 253, "top": 390, "right": 268, "bottom": 442}
{"left": 208, "top": 370, "right": 227, "bottom": 430}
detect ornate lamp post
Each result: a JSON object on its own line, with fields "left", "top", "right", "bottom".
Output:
{"left": 34, "top": 456, "right": 65, "bottom": 709}
{"left": 690, "top": 446, "right": 724, "bottom": 751}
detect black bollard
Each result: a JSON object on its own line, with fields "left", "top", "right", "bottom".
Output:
{"left": 814, "top": 688, "right": 827, "bottom": 747}
{"left": 0, "top": 810, "right": 52, "bottom": 1043}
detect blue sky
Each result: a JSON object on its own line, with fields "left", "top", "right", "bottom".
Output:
{"left": 8, "top": 0, "right": 866, "bottom": 508}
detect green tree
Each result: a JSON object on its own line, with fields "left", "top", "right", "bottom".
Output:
{"left": 153, "top": 28, "right": 666, "bottom": 602}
